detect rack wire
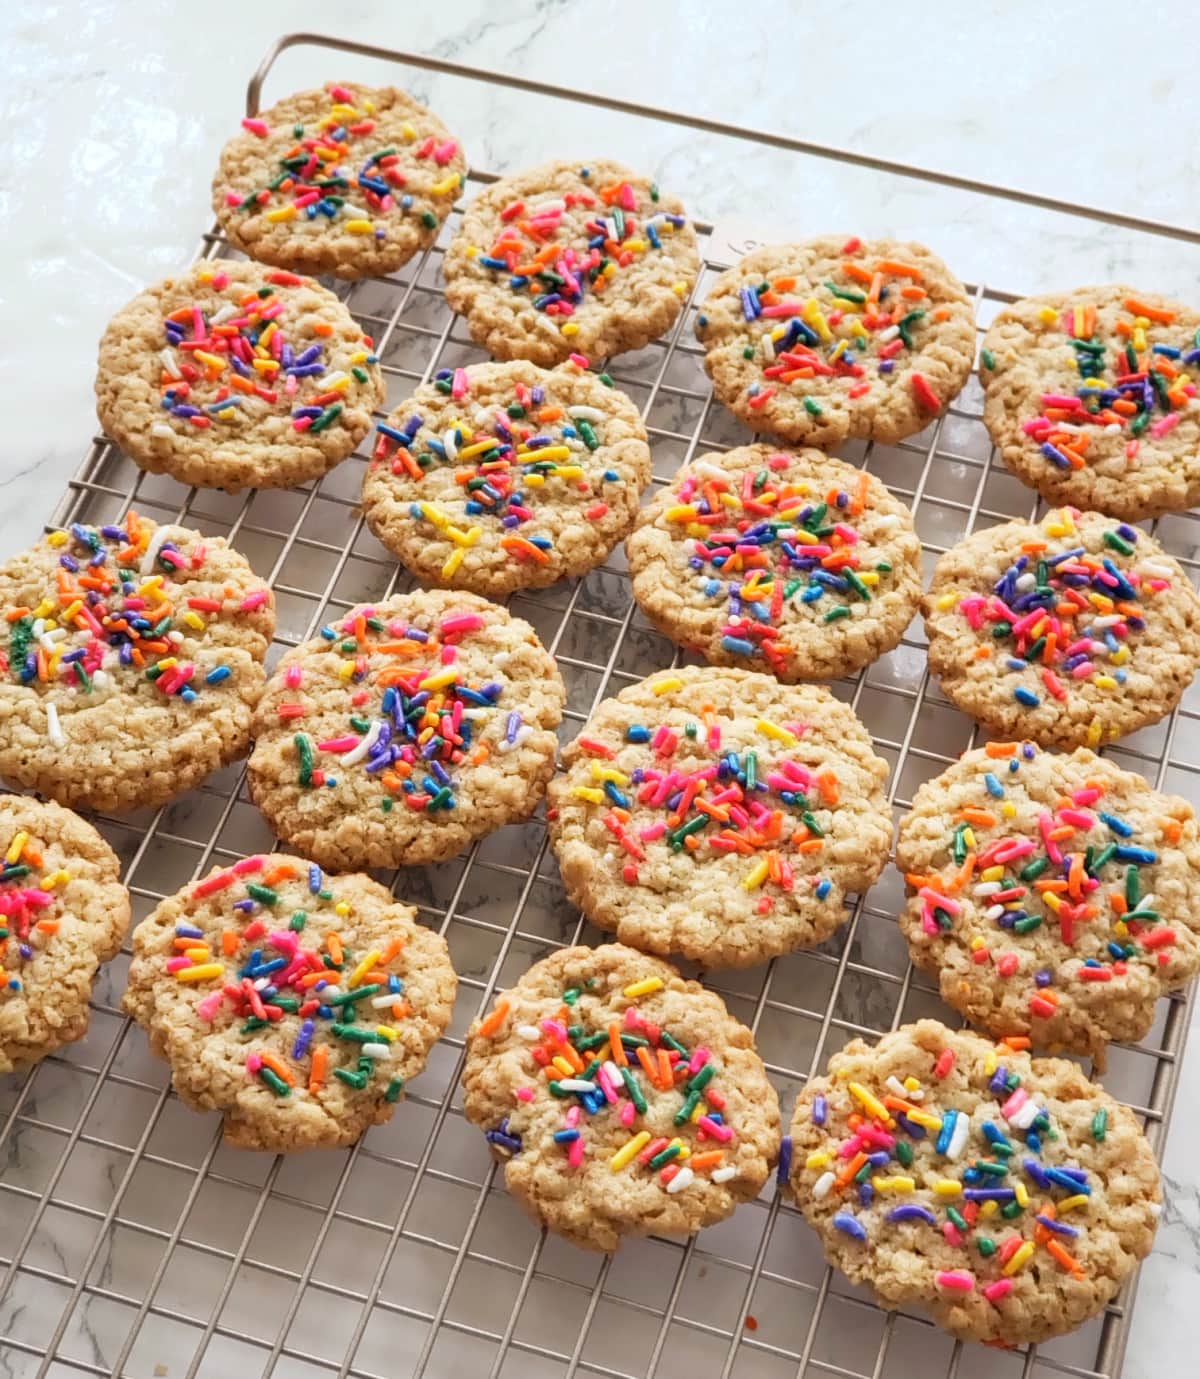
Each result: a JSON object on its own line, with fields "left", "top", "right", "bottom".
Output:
{"left": 2, "top": 30, "right": 1198, "bottom": 1379}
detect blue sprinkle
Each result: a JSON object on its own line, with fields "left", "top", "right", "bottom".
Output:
{"left": 1014, "top": 686, "right": 1040, "bottom": 706}
{"left": 984, "top": 772, "right": 1004, "bottom": 798}
{"left": 833, "top": 1212, "right": 867, "bottom": 1241}
{"left": 815, "top": 879, "right": 832, "bottom": 900}
{"left": 205, "top": 666, "right": 232, "bottom": 685}
{"left": 721, "top": 635, "right": 756, "bottom": 656}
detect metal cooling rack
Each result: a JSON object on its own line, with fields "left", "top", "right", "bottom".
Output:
{"left": 2, "top": 29, "right": 1198, "bottom": 1379}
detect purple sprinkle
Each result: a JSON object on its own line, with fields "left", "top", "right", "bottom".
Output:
{"left": 813, "top": 1094, "right": 827, "bottom": 1126}
{"left": 887, "top": 1204, "right": 937, "bottom": 1225}
{"left": 832, "top": 1211, "right": 867, "bottom": 1241}
{"left": 776, "top": 1135, "right": 792, "bottom": 1186}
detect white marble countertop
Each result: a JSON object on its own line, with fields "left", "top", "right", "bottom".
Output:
{"left": 3, "top": 1, "right": 1198, "bottom": 1374}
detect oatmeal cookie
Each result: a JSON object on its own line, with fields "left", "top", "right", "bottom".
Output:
{"left": 362, "top": 359, "right": 650, "bottom": 595}
{"left": 462, "top": 943, "right": 780, "bottom": 1250}
{"left": 626, "top": 444, "right": 922, "bottom": 680}
{"left": 548, "top": 667, "right": 891, "bottom": 967}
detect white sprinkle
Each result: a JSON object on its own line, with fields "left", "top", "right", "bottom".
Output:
{"left": 443, "top": 428, "right": 459, "bottom": 463}
{"left": 46, "top": 702, "right": 64, "bottom": 748}
{"left": 159, "top": 348, "right": 182, "bottom": 380}
{"left": 167, "top": 630, "right": 185, "bottom": 645}
{"left": 692, "top": 459, "right": 730, "bottom": 481}
{"left": 973, "top": 881, "right": 1003, "bottom": 897}
{"left": 38, "top": 629, "right": 66, "bottom": 654}
{"left": 876, "top": 513, "right": 901, "bottom": 528}
{"left": 91, "top": 669, "right": 109, "bottom": 690}
{"left": 371, "top": 993, "right": 400, "bottom": 1009}
{"left": 1008, "top": 1099, "right": 1041, "bottom": 1130}
{"left": 210, "top": 303, "right": 239, "bottom": 325}
{"left": 497, "top": 725, "right": 532, "bottom": 755}
{"left": 711, "top": 1165, "right": 738, "bottom": 1184}
{"left": 877, "top": 325, "right": 900, "bottom": 343}
{"left": 528, "top": 198, "right": 566, "bottom": 215}
{"left": 1015, "top": 572, "right": 1037, "bottom": 592}
{"left": 1137, "top": 892, "right": 1156, "bottom": 910}
{"left": 985, "top": 903, "right": 1006, "bottom": 922}
{"left": 946, "top": 1111, "right": 971, "bottom": 1161}
{"left": 666, "top": 1165, "right": 695, "bottom": 1194}
{"left": 556, "top": 1079, "right": 596, "bottom": 1094}
{"left": 1091, "top": 615, "right": 1122, "bottom": 629}
{"left": 566, "top": 406, "right": 607, "bottom": 422}
{"left": 151, "top": 423, "right": 175, "bottom": 439}
{"left": 760, "top": 333, "right": 775, "bottom": 363}
{"left": 341, "top": 719, "right": 384, "bottom": 767}
{"left": 141, "top": 523, "right": 188, "bottom": 574}
{"left": 360, "top": 1042, "right": 392, "bottom": 1060}
{"left": 812, "top": 1170, "right": 836, "bottom": 1200}
{"left": 1142, "top": 560, "right": 1174, "bottom": 578}
{"left": 517, "top": 1023, "right": 542, "bottom": 1041}
{"left": 602, "top": 1059, "right": 624, "bottom": 1090}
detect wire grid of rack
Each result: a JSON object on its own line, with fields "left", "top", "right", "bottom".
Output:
{"left": 2, "top": 30, "right": 1199, "bottom": 1379}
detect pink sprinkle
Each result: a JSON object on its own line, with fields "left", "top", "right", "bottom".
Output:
{"left": 541, "top": 1018, "right": 567, "bottom": 1040}
{"left": 285, "top": 665, "right": 303, "bottom": 688}
{"left": 245, "top": 1052, "right": 263, "bottom": 1074}
{"left": 1150, "top": 412, "right": 1182, "bottom": 439}
{"left": 516, "top": 1087, "right": 534, "bottom": 1102}
{"left": 433, "top": 139, "right": 458, "bottom": 165}
{"left": 239, "top": 590, "right": 269, "bottom": 612}
{"left": 197, "top": 991, "right": 225, "bottom": 1021}
{"left": 688, "top": 1048, "right": 711, "bottom": 1075}
{"left": 936, "top": 1269, "right": 975, "bottom": 1292}
{"left": 166, "top": 956, "right": 194, "bottom": 973}
{"left": 1071, "top": 787, "right": 1101, "bottom": 807}
{"left": 984, "top": 1279, "right": 1013, "bottom": 1304}
{"left": 620, "top": 1101, "right": 636, "bottom": 1127}
{"left": 233, "top": 856, "right": 266, "bottom": 875}
{"left": 241, "top": 118, "right": 269, "bottom": 138}
{"left": 1058, "top": 807, "right": 1096, "bottom": 829}
{"left": 697, "top": 1115, "right": 733, "bottom": 1142}
{"left": 440, "top": 644, "right": 457, "bottom": 665}
{"left": 568, "top": 352, "right": 590, "bottom": 369}
{"left": 440, "top": 612, "right": 484, "bottom": 636}
{"left": 225, "top": 191, "right": 244, "bottom": 207}
{"left": 624, "top": 1005, "right": 643, "bottom": 1030}
{"left": 638, "top": 821, "right": 667, "bottom": 842}
{"left": 267, "top": 930, "right": 298, "bottom": 954}
{"left": 565, "top": 1105, "right": 580, "bottom": 1127}
{"left": 934, "top": 1049, "right": 956, "bottom": 1078}
{"left": 317, "top": 736, "right": 361, "bottom": 752}
{"left": 919, "top": 886, "right": 960, "bottom": 916}
{"left": 1001, "top": 1087, "right": 1028, "bottom": 1120}
{"left": 568, "top": 1137, "right": 585, "bottom": 1169}
{"left": 943, "top": 1222, "right": 964, "bottom": 1246}
{"left": 1038, "top": 811, "right": 1063, "bottom": 865}
{"left": 329, "top": 84, "right": 356, "bottom": 102}
{"left": 451, "top": 368, "right": 469, "bottom": 399}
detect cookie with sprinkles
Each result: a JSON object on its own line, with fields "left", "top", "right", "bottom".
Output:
{"left": 695, "top": 236, "right": 975, "bottom": 446}
{"left": 213, "top": 82, "right": 466, "bottom": 280}
{"left": 897, "top": 745, "right": 1200, "bottom": 1061}
{"left": 548, "top": 667, "right": 891, "bottom": 968}
{"left": 441, "top": 158, "right": 700, "bottom": 366}
{"left": 786, "top": 1020, "right": 1161, "bottom": 1344}
{"left": 0, "top": 797, "right": 129, "bottom": 1074}
{"left": 361, "top": 359, "right": 651, "bottom": 596}
{"left": 247, "top": 590, "right": 565, "bottom": 870}
{"left": 626, "top": 445, "right": 922, "bottom": 680}
{"left": 123, "top": 855, "right": 456, "bottom": 1150}
{"left": 462, "top": 943, "right": 780, "bottom": 1250}
{"left": 981, "top": 286, "right": 1200, "bottom": 520}
{"left": 0, "top": 514, "right": 274, "bottom": 813}
{"left": 924, "top": 508, "right": 1200, "bottom": 749}
{"left": 96, "top": 260, "right": 384, "bottom": 493}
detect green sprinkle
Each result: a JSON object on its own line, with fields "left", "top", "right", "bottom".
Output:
{"left": 946, "top": 1206, "right": 968, "bottom": 1231}
{"left": 598, "top": 372, "right": 614, "bottom": 387}
{"left": 745, "top": 749, "right": 758, "bottom": 791}
{"left": 563, "top": 987, "right": 581, "bottom": 1005}
{"left": 352, "top": 366, "right": 369, "bottom": 384}
{"left": 577, "top": 420, "right": 600, "bottom": 451}
{"left": 800, "top": 811, "right": 824, "bottom": 837}
{"left": 622, "top": 1065, "right": 648, "bottom": 1115}
{"left": 854, "top": 1159, "right": 872, "bottom": 1183}
{"left": 896, "top": 1140, "right": 914, "bottom": 1167}
{"left": 246, "top": 883, "right": 279, "bottom": 906}
{"left": 1001, "top": 1200, "right": 1024, "bottom": 1219}
{"left": 649, "top": 1144, "right": 682, "bottom": 1170}
{"left": 1013, "top": 915, "right": 1043, "bottom": 935}
{"left": 1093, "top": 843, "right": 1118, "bottom": 871}
{"left": 421, "top": 210, "right": 438, "bottom": 229}
{"left": 259, "top": 1068, "right": 290, "bottom": 1097}
{"left": 382, "top": 797, "right": 393, "bottom": 812}
{"left": 953, "top": 823, "right": 968, "bottom": 865}
{"left": 743, "top": 346, "right": 756, "bottom": 359}
{"left": 976, "top": 1161, "right": 1009, "bottom": 1176}
{"left": 845, "top": 570, "right": 872, "bottom": 601}
{"left": 334, "top": 1067, "right": 369, "bottom": 1090}
{"left": 674, "top": 1089, "right": 701, "bottom": 1125}
{"left": 660, "top": 1031, "right": 690, "bottom": 1058}
{"left": 803, "top": 397, "right": 823, "bottom": 416}
{"left": 311, "top": 402, "right": 344, "bottom": 434}
{"left": 1131, "top": 411, "right": 1151, "bottom": 436}
{"left": 1125, "top": 866, "right": 1140, "bottom": 907}
{"left": 687, "top": 1062, "right": 717, "bottom": 1094}
{"left": 668, "top": 814, "right": 708, "bottom": 850}
{"left": 824, "top": 606, "right": 851, "bottom": 623}
{"left": 331, "top": 1024, "right": 379, "bottom": 1043}
{"left": 350, "top": 715, "right": 371, "bottom": 733}
{"left": 684, "top": 721, "right": 698, "bottom": 738}
{"left": 384, "top": 1078, "right": 404, "bottom": 1102}
{"left": 289, "top": 911, "right": 307, "bottom": 932}
{"left": 1092, "top": 1108, "right": 1108, "bottom": 1141}
{"left": 326, "top": 984, "right": 380, "bottom": 1007}
{"left": 976, "top": 1236, "right": 997, "bottom": 1257}
{"left": 825, "top": 281, "right": 866, "bottom": 303}
{"left": 1103, "top": 530, "right": 1135, "bottom": 555}
{"left": 981, "top": 348, "right": 996, "bottom": 370}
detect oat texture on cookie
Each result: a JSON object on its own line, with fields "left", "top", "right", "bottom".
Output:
{"left": 897, "top": 744, "right": 1200, "bottom": 1059}
{"left": 924, "top": 507, "right": 1200, "bottom": 749}
{"left": 548, "top": 667, "right": 891, "bottom": 967}
{"left": 0, "top": 797, "right": 130, "bottom": 1074}
{"left": 626, "top": 445, "right": 922, "bottom": 681}
{"left": 787, "top": 1021, "right": 1161, "bottom": 1344}
{"left": 213, "top": 81, "right": 466, "bottom": 280}
{"left": 695, "top": 236, "right": 975, "bottom": 446}
{"left": 981, "top": 286, "right": 1200, "bottom": 519}
{"left": 461, "top": 943, "right": 781, "bottom": 1250}
{"left": 441, "top": 159, "right": 699, "bottom": 365}
{"left": 362, "top": 359, "right": 651, "bottom": 595}
{"left": 123, "top": 855, "right": 456, "bottom": 1151}
{"left": 248, "top": 590, "right": 565, "bottom": 871}
{"left": 0, "top": 513, "right": 274, "bottom": 813}
{"left": 95, "top": 260, "right": 384, "bottom": 492}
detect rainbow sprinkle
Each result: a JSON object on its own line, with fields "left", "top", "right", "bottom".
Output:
{"left": 477, "top": 969, "right": 744, "bottom": 1190}
{"left": 170, "top": 857, "right": 410, "bottom": 1103}
{"left": 903, "top": 743, "right": 1192, "bottom": 1032}
{"left": 0, "top": 830, "right": 62, "bottom": 996}
{"left": 1011, "top": 295, "right": 1199, "bottom": 469}
{"left": 370, "top": 365, "right": 627, "bottom": 577}
{"left": 282, "top": 606, "right": 518, "bottom": 812}
{"left": 154, "top": 267, "right": 376, "bottom": 438}
{"left": 223, "top": 83, "right": 462, "bottom": 242}
{"left": 659, "top": 451, "right": 903, "bottom": 673}
{"left": 1, "top": 514, "right": 267, "bottom": 716}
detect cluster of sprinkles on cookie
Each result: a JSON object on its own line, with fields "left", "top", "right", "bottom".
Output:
{"left": 217, "top": 82, "right": 464, "bottom": 270}
{"left": 171, "top": 858, "right": 410, "bottom": 1101}
{"left": 1004, "top": 294, "right": 1199, "bottom": 461}
{"left": 1, "top": 514, "right": 267, "bottom": 711}
{"left": 463, "top": 167, "right": 688, "bottom": 331}
{"left": 154, "top": 265, "right": 377, "bottom": 441}
{"left": 367, "top": 359, "right": 640, "bottom": 587}
{"left": 477, "top": 971, "right": 745, "bottom": 1191}
{"left": 279, "top": 605, "right": 520, "bottom": 814}
{"left": 0, "top": 830, "right": 71, "bottom": 998}
{"left": 788, "top": 1022, "right": 1162, "bottom": 1344}
{"left": 899, "top": 743, "right": 1200, "bottom": 1056}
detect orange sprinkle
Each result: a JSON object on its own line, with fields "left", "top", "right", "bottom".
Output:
{"left": 478, "top": 998, "right": 511, "bottom": 1039}
{"left": 657, "top": 1048, "right": 673, "bottom": 1087}
{"left": 875, "top": 258, "right": 924, "bottom": 279}
{"left": 840, "top": 261, "right": 874, "bottom": 284}
{"left": 636, "top": 1045, "right": 660, "bottom": 1087}
{"left": 500, "top": 535, "right": 551, "bottom": 564}
{"left": 973, "top": 646, "right": 992, "bottom": 660}
{"left": 4, "top": 607, "right": 30, "bottom": 623}
{"left": 308, "top": 1046, "right": 329, "bottom": 1094}
{"left": 985, "top": 742, "right": 1019, "bottom": 758}
{"left": 312, "top": 322, "right": 334, "bottom": 336}
{"left": 1162, "top": 818, "right": 1184, "bottom": 843}
{"left": 260, "top": 1052, "right": 295, "bottom": 1086}
{"left": 1123, "top": 297, "right": 1176, "bottom": 324}
{"left": 379, "top": 936, "right": 407, "bottom": 964}
{"left": 1000, "top": 1035, "right": 1031, "bottom": 1051}
{"left": 35, "top": 919, "right": 59, "bottom": 934}
{"left": 1046, "top": 1238, "right": 1085, "bottom": 1277}
{"left": 796, "top": 838, "right": 825, "bottom": 854}
{"left": 835, "top": 1151, "right": 869, "bottom": 1189}
{"left": 222, "top": 929, "right": 239, "bottom": 957}
{"left": 327, "top": 933, "right": 344, "bottom": 965}
{"left": 957, "top": 807, "right": 997, "bottom": 827}
{"left": 608, "top": 1021, "right": 628, "bottom": 1066}
{"left": 690, "top": 1151, "right": 725, "bottom": 1171}
{"left": 263, "top": 863, "right": 298, "bottom": 887}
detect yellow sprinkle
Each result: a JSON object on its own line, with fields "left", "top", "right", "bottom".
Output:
{"left": 908, "top": 1109, "right": 944, "bottom": 1132}
{"left": 1110, "top": 646, "right": 1130, "bottom": 666}
{"left": 935, "top": 592, "right": 956, "bottom": 611}
{"left": 829, "top": 340, "right": 849, "bottom": 362}
{"left": 690, "top": 1098, "right": 705, "bottom": 1122}
{"left": 560, "top": 323, "right": 580, "bottom": 336}
{"left": 266, "top": 206, "right": 298, "bottom": 223}
{"left": 419, "top": 502, "right": 451, "bottom": 530}
{"left": 1113, "top": 919, "right": 1129, "bottom": 938}
{"left": 457, "top": 438, "right": 504, "bottom": 461}
{"left": 933, "top": 1180, "right": 963, "bottom": 1198}
{"left": 46, "top": 531, "right": 69, "bottom": 548}
{"left": 672, "top": 281, "right": 689, "bottom": 295}
{"left": 175, "top": 964, "right": 224, "bottom": 983}
{"left": 182, "top": 611, "right": 206, "bottom": 631}
{"left": 805, "top": 1151, "right": 832, "bottom": 1169}
{"left": 552, "top": 1055, "right": 575, "bottom": 1078}
{"left": 1094, "top": 674, "right": 1118, "bottom": 690}
{"left": 755, "top": 718, "right": 797, "bottom": 746}
{"left": 431, "top": 173, "right": 461, "bottom": 196}
{"left": 345, "top": 219, "right": 374, "bottom": 234}
{"left": 652, "top": 678, "right": 682, "bottom": 696}
{"left": 980, "top": 1199, "right": 1000, "bottom": 1218}
{"left": 670, "top": 1136, "right": 690, "bottom": 1160}
{"left": 666, "top": 504, "right": 700, "bottom": 522}
{"left": 347, "top": 949, "right": 380, "bottom": 988}
{"left": 401, "top": 121, "right": 417, "bottom": 141}
{"left": 465, "top": 246, "right": 479, "bottom": 259}
{"left": 1086, "top": 718, "right": 1103, "bottom": 748}
{"left": 802, "top": 297, "right": 832, "bottom": 342}
{"left": 441, "top": 548, "right": 465, "bottom": 580}
{"left": 623, "top": 977, "right": 665, "bottom": 999}
{"left": 373, "top": 1026, "right": 399, "bottom": 1042}
{"left": 1014, "top": 1181, "right": 1029, "bottom": 1208}
{"left": 983, "top": 1049, "right": 998, "bottom": 1076}
{"left": 1001, "top": 802, "right": 1017, "bottom": 818}
{"left": 610, "top": 1131, "right": 651, "bottom": 1171}
{"left": 1057, "top": 1194, "right": 1090, "bottom": 1214}
{"left": 903, "top": 1076, "right": 921, "bottom": 1092}
{"left": 591, "top": 764, "right": 630, "bottom": 786}
{"left": 333, "top": 902, "right": 351, "bottom": 917}
{"left": 447, "top": 525, "right": 482, "bottom": 549}
{"left": 184, "top": 947, "right": 210, "bottom": 961}
{"left": 5, "top": 832, "right": 28, "bottom": 865}
{"left": 32, "top": 599, "right": 55, "bottom": 618}
{"left": 337, "top": 661, "right": 356, "bottom": 681}
{"left": 41, "top": 870, "right": 71, "bottom": 889}
{"left": 742, "top": 857, "right": 770, "bottom": 891}
{"left": 872, "top": 1175, "right": 917, "bottom": 1192}
{"left": 848, "top": 1082, "right": 893, "bottom": 1125}
{"left": 858, "top": 571, "right": 880, "bottom": 586}
{"left": 419, "top": 669, "right": 460, "bottom": 691}
{"left": 1133, "top": 326, "right": 1148, "bottom": 352}
{"left": 155, "top": 657, "right": 178, "bottom": 673}
{"left": 1003, "top": 1241, "right": 1035, "bottom": 1276}
{"left": 970, "top": 936, "right": 987, "bottom": 951}
{"left": 1038, "top": 306, "right": 1058, "bottom": 324}
{"left": 572, "top": 786, "right": 605, "bottom": 804}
